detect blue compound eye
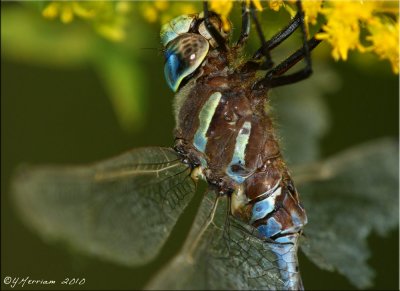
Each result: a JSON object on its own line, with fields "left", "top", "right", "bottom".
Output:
{"left": 164, "top": 33, "right": 209, "bottom": 92}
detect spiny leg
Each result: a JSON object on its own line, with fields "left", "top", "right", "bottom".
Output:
{"left": 246, "top": 5, "right": 303, "bottom": 71}
{"left": 253, "top": 12, "right": 302, "bottom": 59}
{"left": 236, "top": 1, "right": 251, "bottom": 46}
{"left": 254, "top": 35, "right": 321, "bottom": 89}
{"left": 203, "top": 1, "right": 228, "bottom": 51}
{"left": 249, "top": 2, "right": 273, "bottom": 69}
{"left": 254, "top": 0, "right": 320, "bottom": 89}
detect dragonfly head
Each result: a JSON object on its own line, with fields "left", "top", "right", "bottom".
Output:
{"left": 161, "top": 13, "right": 230, "bottom": 92}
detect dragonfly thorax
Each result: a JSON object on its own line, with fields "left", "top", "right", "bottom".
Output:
{"left": 172, "top": 55, "right": 307, "bottom": 241}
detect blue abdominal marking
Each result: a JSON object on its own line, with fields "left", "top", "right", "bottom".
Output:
{"left": 257, "top": 217, "right": 282, "bottom": 238}
{"left": 226, "top": 121, "right": 252, "bottom": 183}
{"left": 250, "top": 187, "right": 282, "bottom": 223}
{"left": 268, "top": 234, "right": 299, "bottom": 290}
{"left": 193, "top": 92, "right": 222, "bottom": 153}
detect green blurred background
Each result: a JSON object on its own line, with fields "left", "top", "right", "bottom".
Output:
{"left": 1, "top": 1, "right": 398, "bottom": 290}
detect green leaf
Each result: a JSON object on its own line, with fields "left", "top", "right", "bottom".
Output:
{"left": 294, "top": 138, "right": 399, "bottom": 288}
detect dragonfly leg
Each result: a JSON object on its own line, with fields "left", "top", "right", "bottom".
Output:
{"left": 253, "top": 1, "right": 322, "bottom": 89}
{"left": 248, "top": 2, "right": 274, "bottom": 69}
{"left": 252, "top": 12, "right": 302, "bottom": 60}
{"left": 255, "top": 37, "right": 321, "bottom": 89}
{"left": 203, "top": 2, "right": 228, "bottom": 51}
{"left": 235, "top": 1, "right": 251, "bottom": 46}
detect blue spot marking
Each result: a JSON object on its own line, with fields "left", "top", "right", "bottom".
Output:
{"left": 291, "top": 211, "right": 302, "bottom": 227}
{"left": 199, "top": 156, "right": 208, "bottom": 168}
{"left": 257, "top": 217, "right": 282, "bottom": 238}
{"left": 226, "top": 171, "right": 246, "bottom": 184}
{"left": 193, "top": 133, "right": 207, "bottom": 153}
{"left": 251, "top": 199, "right": 274, "bottom": 223}
{"left": 274, "top": 236, "right": 293, "bottom": 244}
{"left": 250, "top": 187, "right": 281, "bottom": 223}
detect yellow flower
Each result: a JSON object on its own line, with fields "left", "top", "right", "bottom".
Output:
{"left": 42, "top": 2, "right": 58, "bottom": 19}
{"left": 42, "top": 1, "right": 131, "bottom": 42}
{"left": 205, "top": 0, "right": 264, "bottom": 32}
{"left": 141, "top": 1, "right": 199, "bottom": 25}
{"left": 316, "top": 1, "right": 377, "bottom": 60}
{"left": 154, "top": 0, "right": 169, "bottom": 11}
{"left": 42, "top": 2, "right": 74, "bottom": 23}
{"left": 302, "top": 0, "right": 323, "bottom": 25}
{"left": 141, "top": 1, "right": 170, "bottom": 23}
{"left": 268, "top": 0, "right": 284, "bottom": 12}
{"left": 210, "top": 0, "right": 233, "bottom": 31}
{"left": 367, "top": 17, "right": 399, "bottom": 74}
{"left": 142, "top": 4, "right": 159, "bottom": 23}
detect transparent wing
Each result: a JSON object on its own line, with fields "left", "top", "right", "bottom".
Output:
{"left": 147, "top": 189, "right": 303, "bottom": 290}
{"left": 12, "top": 147, "right": 196, "bottom": 266}
{"left": 293, "top": 138, "right": 399, "bottom": 288}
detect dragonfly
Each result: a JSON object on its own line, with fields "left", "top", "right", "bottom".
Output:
{"left": 11, "top": 1, "right": 398, "bottom": 290}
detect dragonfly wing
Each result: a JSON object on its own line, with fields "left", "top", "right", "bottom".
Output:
{"left": 147, "top": 189, "right": 303, "bottom": 290}
{"left": 293, "top": 138, "right": 399, "bottom": 288}
{"left": 12, "top": 147, "right": 196, "bottom": 266}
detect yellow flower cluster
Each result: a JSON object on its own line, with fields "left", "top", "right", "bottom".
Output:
{"left": 315, "top": 1, "right": 377, "bottom": 60}
{"left": 315, "top": 1, "right": 399, "bottom": 73}
{"left": 140, "top": 1, "right": 199, "bottom": 25}
{"left": 210, "top": 0, "right": 234, "bottom": 31}
{"left": 253, "top": 0, "right": 399, "bottom": 73}
{"left": 42, "top": 1, "right": 131, "bottom": 42}
{"left": 41, "top": 1, "right": 399, "bottom": 73}
{"left": 367, "top": 17, "right": 399, "bottom": 74}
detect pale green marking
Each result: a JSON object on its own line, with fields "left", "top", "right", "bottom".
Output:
{"left": 193, "top": 92, "right": 222, "bottom": 152}
{"left": 227, "top": 121, "right": 252, "bottom": 183}
{"left": 232, "top": 121, "right": 252, "bottom": 165}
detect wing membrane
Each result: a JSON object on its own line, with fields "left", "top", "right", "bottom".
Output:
{"left": 293, "top": 138, "right": 399, "bottom": 288}
{"left": 147, "top": 189, "right": 303, "bottom": 290}
{"left": 12, "top": 147, "right": 196, "bottom": 266}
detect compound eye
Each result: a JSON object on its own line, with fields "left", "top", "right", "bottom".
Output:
{"left": 164, "top": 33, "right": 209, "bottom": 92}
{"left": 160, "top": 14, "right": 195, "bottom": 46}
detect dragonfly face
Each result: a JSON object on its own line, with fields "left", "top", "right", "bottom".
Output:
{"left": 161, "top": 13, "right": 229, "bottom": 92}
